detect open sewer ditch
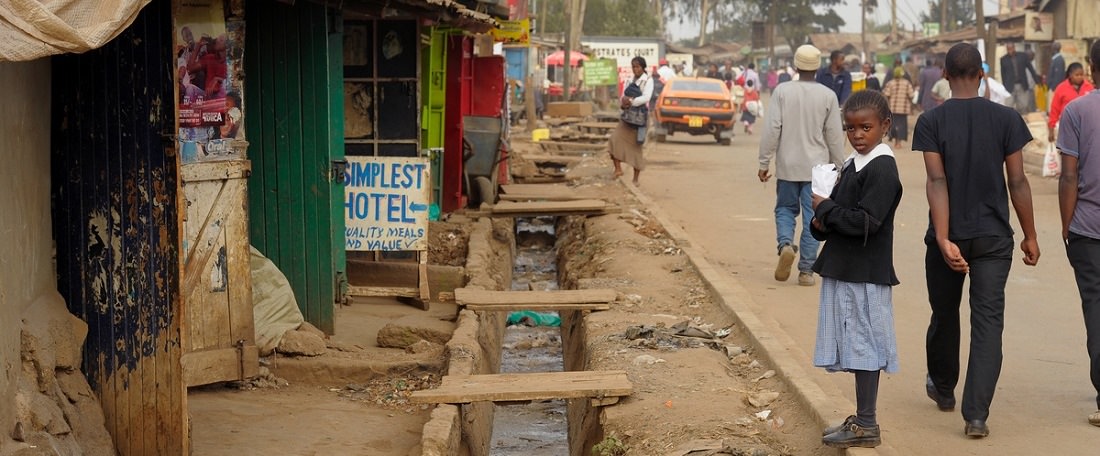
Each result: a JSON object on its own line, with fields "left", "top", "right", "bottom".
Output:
{"left": 490, "top": 216, "right": 568, "bottom": 455}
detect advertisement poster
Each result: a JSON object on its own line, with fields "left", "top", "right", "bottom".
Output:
{"left": 1025, "top": 12, "right": 1054, "bottom": 42}
{"left": 492, "top": 19, "right": 530, "bottom": 45}
{"left": 344, "top": 157, "right": 431, "bottom": 252}
{"left": 175, "top": 0, "right": 243, "bottom": 163}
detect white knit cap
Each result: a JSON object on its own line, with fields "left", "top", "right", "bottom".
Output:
{"left": 794, "top": 45, "right": 822, "bottom": 71}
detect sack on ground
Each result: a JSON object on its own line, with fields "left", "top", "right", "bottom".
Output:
{"left": 1043, "top": 143, "right": 1061, "bottom": 178}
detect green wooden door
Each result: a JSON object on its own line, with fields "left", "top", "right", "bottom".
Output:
{"left": 244, "top": 0, "right": 345, "bottom": 333}
{"left": 421, "top": 27, "right": 447, "bottom": 210}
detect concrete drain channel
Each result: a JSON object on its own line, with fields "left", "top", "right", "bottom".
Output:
{"left": 413, "top": 216, "right": 630, "bottom": 456}
{"left": 492, "top": 216, "right": 566, "bottom": 454}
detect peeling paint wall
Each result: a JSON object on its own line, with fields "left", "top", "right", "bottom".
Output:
{"left": 0, "top": 59, "right": 54, "bottom": 453}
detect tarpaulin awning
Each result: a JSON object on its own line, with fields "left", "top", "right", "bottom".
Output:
{"left": 0, "top": 0, "right": 150, "bottom": 61}
{"left": 545, "top": 49, "right": 587, "bottom": 66}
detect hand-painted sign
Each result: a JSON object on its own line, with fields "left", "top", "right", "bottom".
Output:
{"left": 344, "top": 156, "right": 431, "bottom": 251}
{"left": 584, "top": 59, "right": 619, "bottom": 86}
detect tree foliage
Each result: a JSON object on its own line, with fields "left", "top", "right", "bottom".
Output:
{"left": 920, "top": 0, "right": 976, "bottom": 32}
{"left": 692, "top": 0, "right": 845, "bottom": 50}
{"left": 538, "top": 0, "right": 661, "bottom": 38}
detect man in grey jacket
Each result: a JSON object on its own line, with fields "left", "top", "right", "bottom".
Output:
{"left": 758, "top": 44, "right": 847, "bottom": 286}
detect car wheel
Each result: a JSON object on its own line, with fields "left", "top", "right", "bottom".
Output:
{"left": 656, "top": 134, "right": 667, "bottom": 143}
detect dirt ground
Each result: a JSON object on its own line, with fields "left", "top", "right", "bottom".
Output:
{"left": 186, "top": 129, "right": 825, "bottom": 455}
{"left": 553, "top": 189, "right": 825, "bottom": 455}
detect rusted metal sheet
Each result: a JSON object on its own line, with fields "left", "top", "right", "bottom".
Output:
{"left": 50, "top": 0, "right": 187, "bottom": 454}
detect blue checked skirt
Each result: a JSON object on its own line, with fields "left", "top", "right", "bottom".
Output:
{"left": 813, "top": 277, "right": 899, "bottom": 373}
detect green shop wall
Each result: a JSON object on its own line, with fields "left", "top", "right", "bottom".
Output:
{"left": 421, "top": 27, "right": 448, "bottom": 212}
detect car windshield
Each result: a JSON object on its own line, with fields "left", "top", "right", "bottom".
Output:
{"left": 669, "top": 80, "right": 725, "bottom": 93}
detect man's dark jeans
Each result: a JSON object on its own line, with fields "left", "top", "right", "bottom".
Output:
{"left": 925, "top": 236, "right": 1014, "bottom": 421}
{"left": 1065, "top": 233, "right": 1100, "bottom": 409}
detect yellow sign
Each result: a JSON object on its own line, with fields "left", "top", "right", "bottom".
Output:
{"left": 492, "top": 18, "right": 529, "bottom": 45}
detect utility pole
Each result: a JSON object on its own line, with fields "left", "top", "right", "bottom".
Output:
{"left": 861, "top": 0, "right": 868, "bottom": 63}
{"left": 698, "top": 0, "right": 710, "bottom": 47}
{"left": 767, "top": 2, "right": 776, "bottom": 68}
{"left": 941, "top": 0, "right": 948, "bottom": 33}
{"left": 890, "top": 0, "right": 897, "bottom": 43}
{"left": 563, "top": 0, "right": 574, "bottom": 102}
{"left": 975, "top": 0, "right": 987, "bottom": 59}
{"left": 655, "top": 0, "right": 665, "bottom": 40}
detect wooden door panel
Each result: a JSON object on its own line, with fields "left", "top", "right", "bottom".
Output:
{"left": 180, "top": 160, "right": 258, "bottom": 387}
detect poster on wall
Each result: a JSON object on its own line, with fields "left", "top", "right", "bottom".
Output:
{"left": 175, "top": 0, "right": 244, "bottom": 164}
{"left": 344, "top": 156, "right": 431, "bottom": 251}
{"left": 491, "top": 19, "right": 530, "bottom": 45}
{"left": 1024, "top": 12, "right": 1054, "bottom": 42}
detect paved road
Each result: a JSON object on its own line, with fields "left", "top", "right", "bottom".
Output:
{"left": 639, "top": 125, "right": 1096, "bottom": 454}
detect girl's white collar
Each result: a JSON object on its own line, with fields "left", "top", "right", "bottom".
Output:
{"left": 845, "top": 143, "right": 894, "bottom": 172}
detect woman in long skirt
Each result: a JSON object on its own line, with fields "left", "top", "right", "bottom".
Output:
{"left": 610, "top": 56, "right": 653, "bottom": 185}
{"left": 882, "top": 67, "right": 914, "bottom": 149}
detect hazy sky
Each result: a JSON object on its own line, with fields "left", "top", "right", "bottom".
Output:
{"left": 669, "top": 0, "right": 1005, "bottom": 39}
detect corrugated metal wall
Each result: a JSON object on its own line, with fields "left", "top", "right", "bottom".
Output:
{"left": 50, "top": 0, "right": 186, "bottom": 453}
{"left": 244, "top": 0, "right": 345, "bottom": 334}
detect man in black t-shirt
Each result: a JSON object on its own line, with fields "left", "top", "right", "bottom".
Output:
{"left": 913, "top": 43, "right": 1041, "bottom": 439}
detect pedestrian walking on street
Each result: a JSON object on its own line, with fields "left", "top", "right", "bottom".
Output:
{"left": 917, "top": 59, "right": 942, "bottom": 112}
{"left": 816, "top": 50, "right": 852, "bottom": 105}
{"left": 1048, "top": 41, "right": 1067, "bottom": 108}
{"left": 914, "top": 42, "right": 1040, "bottom": 439}
{"left": 811, "top": 90, "right": 903, "bottom": 449}
{"left": 758, "top": 44, "right": 847, "bottom": 287}
{"left": 609, "top": 56, "right": 653, "bottom": 185}
{"left": 1048, "top": 62, "right": 1094, "bottom": 143}
{"left": 882, "top": 67, "right": 915, "bottom": 149}
{"left": 740, "top": 79, "right": 760, "bottom": 135}
{"left": 1000, "top": 43, "right": 1040, "bottom": 115}
{"left": 1056, "top": 40, "right": 1100, "bottom": 428}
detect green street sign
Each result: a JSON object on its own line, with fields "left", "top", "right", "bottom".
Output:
{"left": 584, "top": 59, "right": 619, "bottom": 86}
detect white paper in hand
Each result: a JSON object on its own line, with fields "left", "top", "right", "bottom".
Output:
{"left": 812, "top": 164, "right": 839, "bottom": 197}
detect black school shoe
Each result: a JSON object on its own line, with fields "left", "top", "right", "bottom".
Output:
{"left": 822, "top": 422, "right": 882, "bottom": 449}
{"left": 822, "top": 415, "right": 856, "bottom": 436}
{"left": 926, "top": 375, "right": 956, "bottom": 411}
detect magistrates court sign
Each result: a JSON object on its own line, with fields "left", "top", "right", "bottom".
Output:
{"left": 344, "top": 156, "right": 430, "bottom": 251}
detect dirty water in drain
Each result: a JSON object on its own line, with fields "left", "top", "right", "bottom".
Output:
{"left": 490, "top": 217, "right": 568, "bottom": 455}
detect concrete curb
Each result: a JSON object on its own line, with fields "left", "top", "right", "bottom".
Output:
{"left": 620, "top": 177, "right": 897, "bottom": 456}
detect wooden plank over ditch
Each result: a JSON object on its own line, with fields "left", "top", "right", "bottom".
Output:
{"left": 489, "top": 199, "right": 612, "bottom": 217}
{"left": 409, "top": 370, "right": 632, "bottom": 404}
{"left": 499, "top": 183, "right": 583, "bottom": 201}
{"left": 455, "top": 288, "right": 617, "bottom": 311}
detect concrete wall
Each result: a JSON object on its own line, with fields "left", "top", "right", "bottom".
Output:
{"left": 0, "top": 59, "right": 54, "bottom": 451}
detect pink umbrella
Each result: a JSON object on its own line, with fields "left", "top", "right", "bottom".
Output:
{"left": 544, "top": 50, "right": 588, "bottom": 67}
